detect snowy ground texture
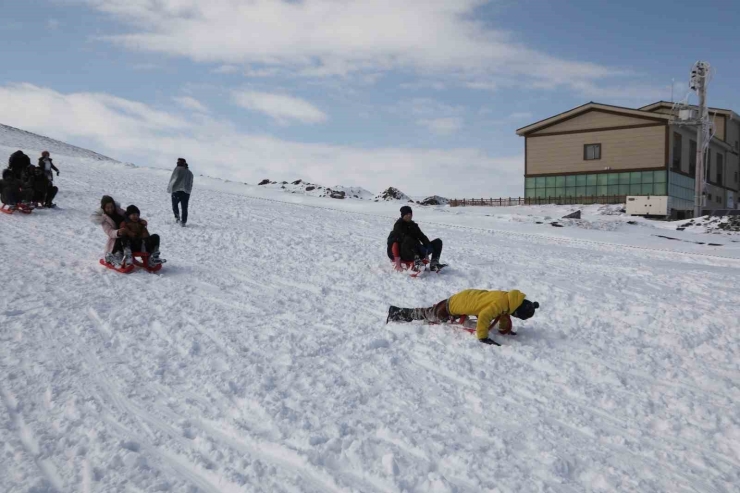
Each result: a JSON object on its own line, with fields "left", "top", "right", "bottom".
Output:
{"left": 1, "top": 134, "right": 740, "bottom": 493}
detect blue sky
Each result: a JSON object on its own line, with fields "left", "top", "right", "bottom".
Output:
{"left": 0, "top": 0, "right": 738, "bottom": 197}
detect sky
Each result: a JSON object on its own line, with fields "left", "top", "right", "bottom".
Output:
{"left": 0, "top": 0, "right": 738, "bottom": 198}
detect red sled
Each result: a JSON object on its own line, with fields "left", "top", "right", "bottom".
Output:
{"left": 99, "top": 258, "right": 135, "bottom": 274}
{"left": 1, "top": 203, "right": 34, "bottom": 215}
{"left": 390, "top": 242, "right": 436, "bottom": 278}
{"left": 131, "top": 252, "right": 163, "bottom": 273}
{"left": 435, "top": 315, "right": 516, "bottom": 336}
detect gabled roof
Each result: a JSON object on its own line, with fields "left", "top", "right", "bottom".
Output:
{"left": 515, "top": 102, "right": 671, "bottom": 136}
{"left": 640, "top": 101, "right": 740, "bottom": 120}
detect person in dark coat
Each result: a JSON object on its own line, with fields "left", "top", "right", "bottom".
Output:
{"left": 167, "top": 158, "right": 194, "bottom": 227}
{"left": 28, "top": 166, "right": 58, "bottom": 207}
{"left": 118, "top": 205, "right": 165, "bottom": 267}
{"left": 8, "top": 150, "right": 31, "bottom": 179}
{"left": 0, "top": 168, "right": 33, "bottom": 206}
{"left": 387, "top": 205, "right": 444, "bottom": 271}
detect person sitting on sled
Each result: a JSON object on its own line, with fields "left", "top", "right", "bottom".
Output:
{"left": 28, "top": 166, "right": 58, "bottom": 208}
{"left": 118, "top": 205, "right": 165, "bottom": 268}
{"left": 387, "top": 205, "right": 445, "bottom": 272}
{"left": 91, "top": 195, "right": 129, "bottom": 267}
{"left": 0, "top": 168, "right": 34, "bottom": 208}
{"left": 387, "top": 289, "right": 539, "bottom": 346}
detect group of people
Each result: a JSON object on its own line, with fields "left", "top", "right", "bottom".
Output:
{"left": 90, "top": 158, "right": 194, "bottom": 269}
{"left": 384, "top": 204, "right": 540, "bottom": 346}
{"left": 0, "top": 150, "right": 59, "bottom": 209}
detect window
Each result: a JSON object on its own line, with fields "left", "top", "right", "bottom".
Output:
{"left": 689, "top": 140, "right": 697, "bottom": 176}
{"left": 717, "top": 153, "right": 724, "bottom": 185}
{"left": 672, "top": 132, "right": 682, "bottom": 170}
{"left": 584, "top": 144, "right": 601, "bottom": 160}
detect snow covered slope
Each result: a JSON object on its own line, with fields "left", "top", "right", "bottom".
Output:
{"left": 1, "top": 136, "right": 740, "bottom": 493}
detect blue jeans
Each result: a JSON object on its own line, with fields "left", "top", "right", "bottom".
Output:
{"left": 171, "top": 191, "right": 190, "bottom": 224}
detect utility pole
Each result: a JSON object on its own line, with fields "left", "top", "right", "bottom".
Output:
{"left": 692, "top": 62, "right": 709, "bottom": 218}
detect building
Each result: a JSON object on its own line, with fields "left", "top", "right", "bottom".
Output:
{"left": 515, "top": 101, "right": 740, "bottom": 217}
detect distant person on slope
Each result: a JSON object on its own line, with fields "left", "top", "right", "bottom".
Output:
{"left": 8, "top": 150, "right": 31, "bottom": 179}
{"left": 38, "top": 151, "right": 60, "bottom": 183}
{"left": 118, "top": 205, "right": 165, "bottom": 267}
{"left": 167, "top": 157, "right": 193, "bottom": 227}
{"left": 91, "top": 195, "right": 128, "bottom": 267}
{"left": 386, "top": 289, "right": 539, "bottom": 346}
{"left": 387, "top": 205, "right": 445, "bottom": 271}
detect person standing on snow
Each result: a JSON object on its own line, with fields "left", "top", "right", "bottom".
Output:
{"left": 38, "top": 151, "right": 60, "bottom": 183}
{"left": 386, "top": 289, "right": 539, "bottom": 346}
{"left": 167, "top": 157, "right": 193, "bottom": 227}
{"left": 387, "top": 205, "right": 445, "bottom": 271}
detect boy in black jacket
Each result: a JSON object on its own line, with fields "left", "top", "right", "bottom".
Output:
{"left": 387, "top": 205, "right": 445, "bottom": 271}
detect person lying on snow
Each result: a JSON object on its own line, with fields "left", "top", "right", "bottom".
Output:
{"left": 118, "top": 205, "right": 165, "bottom": 268}
{"left": 387, "top": 205, "right": 445, "bottom": 271}
{"left": 28, "top": 166, "right": 58, "bottom": 208}
{"left": 387, "top": 289, "right": 539, "bottom": 346}
{"left": 0, "top": 168, "right": 34, "bottom": 207}
{"left": 91, "top": 195, "right": 129, "bottom": 267}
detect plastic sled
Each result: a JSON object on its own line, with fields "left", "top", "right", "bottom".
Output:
{"left": 131, "top": 252, "right": 163, "bottom": 273}
{"left": 99, "top": 258, "right": 135, "bottom": 274}
{"left": 1, "top": 203, "right": 34, "bottom": 215}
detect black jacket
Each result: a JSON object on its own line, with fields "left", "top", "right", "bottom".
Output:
{"left": 387, "top": 218, "right": 430, "bottom": 247}
{"left": 8, "top": 151, "right": 31, "bottom": 174}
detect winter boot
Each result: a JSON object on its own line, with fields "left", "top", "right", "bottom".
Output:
{"left": 174, "top": 215, "right": 180, "bottom": 223}
{"left": 148, "top": 251, "right": 165, "bottom": 267}
{"left": 413, "top": 255, "right": 424, "bottom": 270}
{"left": 430, "top": 259, "right": 447, "bottom": 272}
{"left": 387, "top": 306, "right": 414, "bottom": 323}
{"left": 105, "top": 252, "right": 124, "bottom": 267}
{"left": 123, "top": 246, "right": 133, "bottom": 266}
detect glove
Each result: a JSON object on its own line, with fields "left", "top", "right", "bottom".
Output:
{"left": 56, "top": 171, "right": 60, "bottom": 176}
{"left": 479, "top": 338, "right": 500, "bottom": 346}
{"left": 394, "top": 257, "right": 403, "bottom": 271}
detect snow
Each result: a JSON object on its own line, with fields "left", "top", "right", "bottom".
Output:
{"left": 1, "top": 130, "right": 740, "bottom": 493}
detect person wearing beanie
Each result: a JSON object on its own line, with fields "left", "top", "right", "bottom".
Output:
{"left": 387, "top": 289, "right": 540, "bottom": 346}
{"left": 167, "top": 157, "right": 194, "bottom": 226}
{"left": 118, "top": 205, "right": 165, "bottom": 267}
{"left": 387, "top": 205, "right": 445, "bottom": 271}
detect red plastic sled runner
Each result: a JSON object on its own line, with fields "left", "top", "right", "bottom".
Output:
{"left": 1, "top": 203, "right": 34, "bottom": 215}
{"left": 99, "top": 252, "right": 162, "bottom": 274}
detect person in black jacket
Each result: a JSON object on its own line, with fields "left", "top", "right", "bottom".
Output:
{"left": 8, "top": 150, "right": 31, "bottom": 179}
{"left": 387, "top": 205, "right": 445, "bottom": 271}
{"left": 28, "top": 166, "right": 58, "bottom": 207}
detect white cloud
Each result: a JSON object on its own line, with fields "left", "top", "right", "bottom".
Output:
{"left": 212, "top": 64, "right": 239, "bottom": 74}
{"left": 232, "top": 90, "right": 328, "bottom": 125}
{"left": 47, "top": 19, "right": 60, "bottom": 29}
{"left": 83, "top": 0, "right": 622, "bottom": 91}
{"left": 417, "top": 117, "right": 463, "bottom": 136}
{"left": 173, "top": 96, "right": 209, "bottom": 113}
{"left": 0, "top": 83, "right": 522, "bottom": 197}
{"left": 508, "top": 112, "right": 532, "bottom": 120}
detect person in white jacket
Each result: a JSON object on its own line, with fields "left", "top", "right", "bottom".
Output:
{"left": 167, "top": 157, "right": 194, "bottom": 227}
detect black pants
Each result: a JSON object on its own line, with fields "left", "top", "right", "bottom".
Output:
{"left": 171, "top": 192, "right": 190, "bottom": 224}
{"left": 401, "top": 237, "right": 442, "bottom": 262}
{"left": 45, "top": 186, "right": 57, "bottom": 205}
{"left": 1, "top": 188, "right": 33, "bottom": 205}
{"left": 125, "top": 234, "right": 160, "bottom": 254}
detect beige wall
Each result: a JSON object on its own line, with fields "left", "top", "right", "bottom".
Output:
{"left": 651, "top": 107, "right": 676, "bottom": 116}
{"left": 527, "top": 125, "right": 666, "bottom": 175}
{"left": 712, "top": 113, "right": 726, "bottom": 142}
{"left": 531, "top": 110, "right": 658, "bottom": 135}
{"left": 725, "top": 118, "right": 740, "bottom": 151}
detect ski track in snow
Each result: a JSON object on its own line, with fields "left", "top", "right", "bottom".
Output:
{"left": 1, "top": 142, "right": 740, "bottom": 492}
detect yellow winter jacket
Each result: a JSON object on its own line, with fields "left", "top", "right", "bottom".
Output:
{"left": 448, "top": 289, "right": 527, "bottom": 340}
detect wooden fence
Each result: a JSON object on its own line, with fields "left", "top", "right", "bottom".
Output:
{"left": 449, "top": 196, "right": 627, "bottom": 207}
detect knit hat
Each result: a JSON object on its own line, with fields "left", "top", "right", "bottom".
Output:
{"left": 100, "top": 195, "right": 115, "bottom": 209}
{"left": 512, "top": 300, "right": 539, "bottom": 320}
{"left": 400, "top": 205, "right": 413, "bottom": 217}
{"left": 125, "top": 205, "right": 140, "bottom": 217}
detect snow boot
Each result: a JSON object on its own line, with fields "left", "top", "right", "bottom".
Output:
{"left": 148, "top": 251, "right": 165, "bottom": 267}
{"left": 105, "top": 252, "right": 124, "bottom": 268}
{"left": 413, "top": 255, "right": 424, "bottom": 270}
{"left": 174, "top": 215, "right": 180, "bottom": 223}
{"left": 387, "top": 306, "right": 414, "bottom": 323}
{"left": 123, "top": 247, "right": 133, "bottom": 267}
{"left": 430, "top": 259, "right": 447, "bottom": 272}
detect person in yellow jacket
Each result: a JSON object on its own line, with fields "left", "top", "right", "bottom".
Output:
{"left": 386, "top": 289, "right": 539, "bottom": 345}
